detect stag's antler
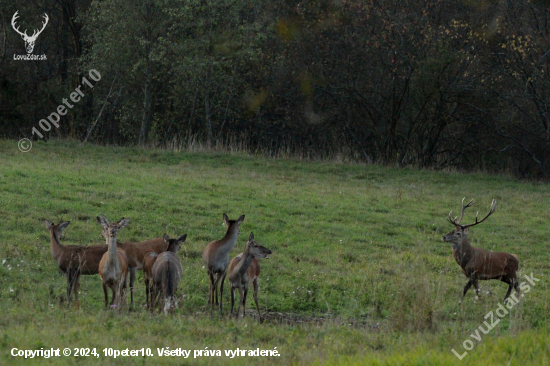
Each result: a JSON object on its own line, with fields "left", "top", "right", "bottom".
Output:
{"left": 448, "top": 198, "right": 496, "bottom": 229}
{"left": 447, "top": 197, "right": 475, "bottom": 227}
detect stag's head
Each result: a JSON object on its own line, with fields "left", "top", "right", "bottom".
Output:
{"left": 442, "top": 198, "right": 497, "bottom": 249}
{"left": 11, "top": 11, "right": 49, "bottom": 54}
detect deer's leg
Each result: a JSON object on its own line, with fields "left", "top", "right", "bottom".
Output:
{"left": 230, "top": 285, "right": 235, "bottom": 315}
{"left": 473, "top": 280, "right": 480, "bottom": 297}
{"left": 219, "top": 271, "right": 227, "bottom": 312}
{"left": 150, "top": 284, "right": 156, "bottom": 312}
{"left": 66, "top": 271, "right": 73, "bottom": 307}
{"left": 213, "top": 272, "right": 223, "bottom": 306}
{"left": 236, "top": 287, "right": 244, "bottom": 319}
{"left": 121, "top": 274, "right": 128, "bottom": 307}
{"left": 208, "top": 271, "right": 215, "bottom": 306}
{"left": 242, "top": 286, "right": 248, "bottom": 318}
{"left": 502, "top": 277, "right": 514, "bottom": 303}
{"left": 253, "top": 278, "right": 262, "bottom": 322}
{"left": 74, "top": 274, "right": 80, "bottom": 303}
{"left": 462, "top": 279, "right": 473, "bottom": 299}
{"left": 129, "top": 267, "right": 136, "bottom": 307}
{"left": 102, "top": 283, "right": 109, "bottom": 309}
{"left": 145, "top": 278, "right": 150, "bottom": 307}
{"left": 513, "top": 277, "right": 520, "bottom": 296}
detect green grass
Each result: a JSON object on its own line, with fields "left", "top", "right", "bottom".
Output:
{"left": 0, "top": 138, "right": 549, "bottom": 365}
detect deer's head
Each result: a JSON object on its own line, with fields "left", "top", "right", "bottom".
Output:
{"left": 442, "top": 198, "right": 496, "bottom": 249}
{"left": 97, "top": 214, "right": 129, "bottom": 239}
{"left": 223, "top": 213, "right": 245, "bottom": 235}
{"left": 246, "top": 232, "right": 272, "bottom": 259}
{"left": 11, "top": 11, "right": 49, "bottom": 54}
{"left": 163, "top": 233, "right": 187, "bottom": 253}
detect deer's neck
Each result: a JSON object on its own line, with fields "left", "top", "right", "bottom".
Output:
{"left": 219, "top": 227, "right": 239, "bottom": 253}
{"left": 107, "top": 236, "right": 119, "bottom": 267}
{"left": 49, "top": 230, "right": 64, "bottom": 260}
{"left": 234, "top": 246, "right": 255, "bottom": 278}
{"left": 454, "top": 239, "right": 475, "bottom": 268}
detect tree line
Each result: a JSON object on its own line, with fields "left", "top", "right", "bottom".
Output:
{"left": 1, "top": 0, "right": 549, "bottom": 178}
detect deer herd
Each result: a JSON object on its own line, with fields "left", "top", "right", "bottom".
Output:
{"left": 44, "top": 198, "right": 521, "bottom": 321}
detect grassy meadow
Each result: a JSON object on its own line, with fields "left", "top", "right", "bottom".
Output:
{"left": 0, "top": 138, "right": 549, "bottom": 365}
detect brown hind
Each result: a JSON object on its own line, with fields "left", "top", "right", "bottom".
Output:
{"left": 45, "top": 220, "right": 108, "bottom": 307}
{"left": 150, "top": 234, "right": 186, "bottom": 315}
{"left": 202, "top": 213, "right": 245, "bottom": 312}
{"left": 97, "top": 215, "right": 130, "bottom": 309}
{"left": 228, "top": 232, "right": 272, "bottom": 322}
{"left": 98, "top": 214, "right": 167, "bottom": 307}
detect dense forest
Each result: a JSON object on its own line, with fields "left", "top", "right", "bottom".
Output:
{"left": 1, "top": 0, "right": 549, "bottom": 178}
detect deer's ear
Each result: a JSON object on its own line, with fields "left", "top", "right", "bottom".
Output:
{"left": 177, "top": 234, "right": 187, "bottom": 244}
{"left": 97, "top": 216, "right": 109, "bottom": 229}
{"left": 58, "top": 221, "right": 71, "bottom": 231}
{"left": 237, "top": 214, "right": 245, "bottom": 224}
{"left": 223, "top": 213, "right": 229, "bottom": 224}
{"left": 117, "top": 217, "right": 130, "bottom": 228}
{"left": 163, "top": 233, "right": 170, "bottom": 243}
{"left": 249, "top": 232, "right": 254, "bottom": 241}
{"left": 44, "top": 220, "right": 52, "bottom": 230}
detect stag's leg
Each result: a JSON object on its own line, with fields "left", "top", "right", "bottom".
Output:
{"left": 473, "top": 280, "right": 480, "bottom": 298}
{"left": 102, "top": 283, "right": 109, "bottom": 309}
{"left": 513, "top": 277, "right": 520, "bottom": 295}
{"left": 253, "top": 278, "right": 262, "bottom": 323}
{"left": 462, "top": 279, "right": 473, "bottom": 299}
{"left": 502, "top": 277, "right": 514, "bottom": 303}
{"left": 219, "top": 271, "right": 227, "bottom": 312}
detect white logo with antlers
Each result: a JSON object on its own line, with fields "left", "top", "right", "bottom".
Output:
{"left": 11, "top": 11, "right": 49, "bottom": 54}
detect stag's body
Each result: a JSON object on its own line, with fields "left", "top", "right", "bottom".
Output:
{"left": 45, "top": 220, "right": 108, "bottom": 307}
{"left": 150, "top": 234, "right": 186, "bottom": 315}
{"left": 97, "top": 216, "right": 130, "bottom": 309}
{"left": 443, "top": 199, "right": 519, "bottom": 303}
{"left": 100, "top": 219, "right": 167, "bottom": 307}
{"left": 228, "top": 233, "right": 272, "bottom": 322}
{"left": 202, "top": 214, "right": 245, "bottom": 311}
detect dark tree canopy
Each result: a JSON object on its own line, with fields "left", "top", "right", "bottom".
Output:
{"left": 1, "top": 0, "right": 549, "bottom": 178}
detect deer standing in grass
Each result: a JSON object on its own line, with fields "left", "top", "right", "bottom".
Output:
{"left": 98, "top": 214, "right": 168, "bottom": 307}
{"left": 149, "top": 234, "right": 186, "bottom": 315}
{"left": 202, "top": 213, "right": 245, "bottom": 311}
{"left": 442, "top": 198, "right": 519, "bottom": 303}
{"left": 45, "top": 220, "right": 108, "bottom": 307}
{"left": 228, "top": 232, "right": 272, "bottom": 322}
{"left": 143, "top": 252, "right": 159, "bottom": 308}
{"left": 97, "top": 215, "right": 130, "bottom": 309}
